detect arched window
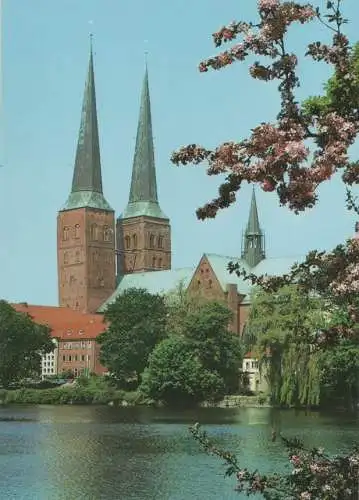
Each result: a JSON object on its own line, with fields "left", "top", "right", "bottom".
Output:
{"left": 91, "top": 224, "right": 98, "bottom": 241}
{"left": 125, "top": 235, "right": 131, "bottom": 249}
{"left": 63, "top": 226, "right": 70, "bottom": 241}
{"left": 149, "top": 234, "right": 155, "bottom": 248}
{"left": 64, "top": 252, "right": 69, "bottom": 265}
{"left": 103, "top": 226, "right": 112, "bottom": 242}
{"left": 158, "top": 258, "right": 162, "bottom": 268}
{"left": 132, "top": 234, "right": 137, "bottom": 248}
{"left": 158, "top": 235, "right": 163, "bottom": 249}
{"left": 74, "top": 224, "right": 80, "bottom": 239}
{"left": 152, "top": 256, "right": 156, "bottom": 267}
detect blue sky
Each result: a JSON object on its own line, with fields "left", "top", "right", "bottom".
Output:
{"left": 1, "top": 0, "right": 358, "bottom": 305}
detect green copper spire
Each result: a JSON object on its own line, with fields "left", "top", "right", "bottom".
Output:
{"left": 121, "top": 66, "right": 167, "bottom": 219}
{"left": 62, "top": 41, "right": 113, "bottom": 212}
{"left": 241, "top": 188, "right": 265, "bottom": 267}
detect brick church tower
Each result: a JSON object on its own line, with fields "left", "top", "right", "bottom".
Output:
{"left": 116, "top": 66, "right": 171, "bottom": 275}
{"left": 57, "top": 45, "right": 116, "bottom": 313}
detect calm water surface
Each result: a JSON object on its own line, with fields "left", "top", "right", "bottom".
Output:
{"left": 0, "top": 405, "right": 358, "bottom": 499}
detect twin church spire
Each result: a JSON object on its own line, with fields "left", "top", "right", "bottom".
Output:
{"left": 62, "top": 43, "right": 165, "bottom": 220}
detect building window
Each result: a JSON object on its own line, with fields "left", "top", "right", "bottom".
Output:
{"left": 158, "top": 235, "right": 163, "bottom": 249}
{"left": 103, "top": 226, "right": 112, "bottom": 242}
{"left": 64, "top": 252, "right": 69, "bottom": 265}
{"left": 74, "top": 224, "right": 80, "bottom": 239}
{"left": 69, "top": 355, "right": 72, "bottom": 362}
{"left": 75, "top": 251, "right": 80, "bottom": 263}
{"left": 63, "top": 226, "right": 70, "bottom": 241}
{"left": 125, "top": 235, "right": 131, "bottom": 249}
{"left": 91, "top": 223, "right": 98, "bottom": 241}
{"left": 208, "top": 279, "right": 213, "bottom": 288}
{"left": 149, "top": 234, "right": 155, "bottom": 248}
{"left": 132, "top": 234, "right": 137, "bottom": 248}
{"left": 152, "top": 256, "right": 156, "bottom": 267}
{"left": 63, "top": 355, "right": 66, "bottom": 361}
{"left": 81, "top": 355, "right": 85, "bottom": 361}
{"left": 158, "top": 258, "right": 162, "bottom": 268}
{"left": 245, "top": 361, "right": 250, "bottom": 370}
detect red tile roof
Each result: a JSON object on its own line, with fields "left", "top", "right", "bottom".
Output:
{"left": 11, "top": 304, "right": 106, "bottom": 340}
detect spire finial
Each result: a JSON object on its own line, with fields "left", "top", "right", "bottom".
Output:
{"left": 88, "top": 20, "right": 94, "bottom": 52}
{"left": 144, "top": 39, "right": 149, "bottom": 67}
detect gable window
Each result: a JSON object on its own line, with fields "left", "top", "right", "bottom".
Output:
{"left": 63, "top": 226, "right": 70, "bottom": 241}
{"left": 104, "top": 226, "right": 112, "bottom": 242}
{"left": 149, "top": 234, "right": 155, "bottom": 249}
{"left": 74, "top": 224, "right": 80, "bottom": 239}
{"left": 125, "top": 235, "right": 131, "bottom": 249}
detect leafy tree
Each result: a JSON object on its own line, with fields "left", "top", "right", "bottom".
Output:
{"left": 247, "top": 285, "right": 325, "bottom": 407}
{"left": 0, "top": 301, "right": 53, "bottom": 387}
{"left": 319, "top": 340, "right": 359, "bottom": 411}
{"left": 164, "top": 281, "right": 207, "bottom": 336}
{"left": 181, "top": 301, "right": 243, "bottom": 393}
{"left": 302, "top": 42, "right": 359, "bottom": 119}
{"left": 98, "top": 288, "right": 167, "bottom": 387}
{"left": 140, "top": 336, "right": 225, "bottom": 406}
{"left": 141, "top": 300, "right": 243, "bottom": 405}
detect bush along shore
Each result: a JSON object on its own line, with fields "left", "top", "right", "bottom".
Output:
{"left": 0, "top": 387, "right": 270, "bottom": 408}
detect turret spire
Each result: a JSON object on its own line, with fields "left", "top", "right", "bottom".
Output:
{"left": 62, "top": 43, "right": 112, "bottom": 211}
{"left": 241, "top": 188, "right": 265, "bottom": 267}
{"left": 122, "top": 66, "right": 167, "bottom": 219}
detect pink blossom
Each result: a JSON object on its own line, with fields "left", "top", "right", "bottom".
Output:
{"left": 258, "top": 0, "right": 279, "bottom": 11}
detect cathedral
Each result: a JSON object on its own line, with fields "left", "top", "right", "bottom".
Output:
{"left": 57, "top": 46, "right": 302, "bottom": 335}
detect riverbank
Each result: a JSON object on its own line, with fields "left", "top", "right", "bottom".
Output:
{"left": 0, "top": 387, "right": 270, "bottom": 408}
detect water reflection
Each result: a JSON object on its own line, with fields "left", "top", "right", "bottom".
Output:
{"left": 0, "top": 405, "right": 357, "bottom": 500}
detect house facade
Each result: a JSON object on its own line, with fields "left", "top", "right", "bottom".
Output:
{"left": 13, "top": 304, "right": 106, "bottom": 378}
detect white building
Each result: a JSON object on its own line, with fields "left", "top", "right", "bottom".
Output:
{"left": 41, "top": 339, "right": 58, "bottom": 379}
{"left": 242, "top": 352, "right": 268, "bottom": 393}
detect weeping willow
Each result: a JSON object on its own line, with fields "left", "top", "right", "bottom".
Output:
{"left": 247, "top": 285, "right": 324, "bottom": 408}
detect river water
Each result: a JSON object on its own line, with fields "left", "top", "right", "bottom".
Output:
{"left": 0, "top": 405, "right": 358, "bottom": 499}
